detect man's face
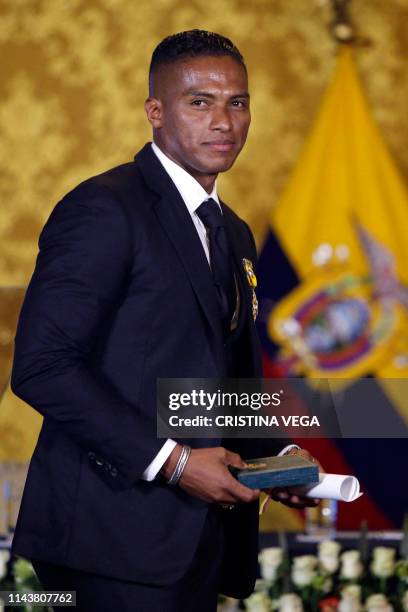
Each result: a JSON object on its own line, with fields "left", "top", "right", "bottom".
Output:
{"left": 145, "top": 55, "right": 250, "bottom": 187}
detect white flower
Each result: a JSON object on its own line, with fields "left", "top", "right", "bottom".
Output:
{"left": 338, "top": 585, "right": 362, "bottom": 612}
{"left": 338, "top": 598, "right": 362, "bottom": 612}
{"left": 0, "top": 550, "right": 10, "bottom": 581}
{"left": 244, "top": 591, "right": 273, "bottom": 611}
{"left": 370, "top": 547, "right": 395, "bottom": 579}
{"left": 278, "top": 593, "right": 303, "bottom": 611}
{"left": 343, "top": 585, "right": 361, "bottom": 599}
{"left": 258, "top": 547, "right": 283, "bottom": 582}
{"left": 319, "top": 540, "right": 342, "bottom": 557}
{"left": 402, "top": 590, "right": 408, "bottom": 612}
{"left": 318, "top": 540, "right": 341, "bottom": 574}
{"left": 220, "top": 596, "right": 246, "bottom": 611}
{"left": 291, "top": 555, "right": 317, "bottom": 587}
{"left": 321, "top": 555, "right": 340, "bottom": 574}
{"left": 365, "top": 593, "right": 393, "bottom": 611}
{"left": 340, "top": 550, "right": 363, "bottom": 580}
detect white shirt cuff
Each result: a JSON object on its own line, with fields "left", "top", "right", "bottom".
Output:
{"left": 278, "top": 444, "right": 301, "bottom": 457}
{"left": 141, "top": 439, "right": 177, "bottom": 481}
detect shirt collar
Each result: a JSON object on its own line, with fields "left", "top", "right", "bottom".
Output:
{"left": 151, "top": 142, "right": 220, "bottom": 215}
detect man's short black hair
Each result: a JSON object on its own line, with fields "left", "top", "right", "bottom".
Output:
{"left": 149, "top": 29, "right": 246, "bottom": 95}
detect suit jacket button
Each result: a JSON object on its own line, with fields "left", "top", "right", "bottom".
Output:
{"left": 95, "top": 459, "right": 104, "bottom": 467}
{"left": 88, "top": 452, "right": 96, "bottom": 461}
{"left": 110, "top": 467, "right": 118, "bottom": 477}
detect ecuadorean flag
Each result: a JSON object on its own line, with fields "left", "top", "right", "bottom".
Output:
{"left": 257, "top": 46, "right": 408, "bottom": 531}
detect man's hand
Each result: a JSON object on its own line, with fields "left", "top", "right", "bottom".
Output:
{"left": 266, "top": 447, "right": 323, "bottom": 509}
{"left": 161, "top": 445, "right": 260, "bottom": 505}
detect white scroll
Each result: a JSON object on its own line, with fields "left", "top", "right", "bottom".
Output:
{"left": 300, "top": 472, "right": 363, "bottom": 502}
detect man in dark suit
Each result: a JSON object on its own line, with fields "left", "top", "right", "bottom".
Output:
{"left": 10, "top": 30, "right": 318, "bottom": 611}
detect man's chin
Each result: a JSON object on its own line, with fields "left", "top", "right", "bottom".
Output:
{"left": 199, "top": 156, "right": 237, "bottom": 175}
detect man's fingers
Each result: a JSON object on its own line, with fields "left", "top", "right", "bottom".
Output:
{"left": 270, "top": 489, "right": 320, "bottom": 508}
{"left": 223, "top": 450, "right": 247, "bottom": 469}
{"left": 215, "top": 451, "right": 258, "bottom": 503}
{"left": 228, "top": 478, "right": 260, "bottom": 503}
{"left": 284, "top": 495, "right": 320, "bottom": 509}
{"left": 270, "top": 489, "right": 289, "bottom": 502}
{"left": 295, "top": 496, "right": 320, "bottom": 507}
{"left": 179, "top": 447, "right": 261, "bottom": 505}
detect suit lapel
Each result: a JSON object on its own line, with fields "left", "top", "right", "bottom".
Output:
{"left": 221, "top": 203, "right": 252, "bottom": 325}
{"left": 135, "top": 144, "right": 224, "bottom": 344}
{"left": 222, "top": 204, "right": 263, "bottom": 376}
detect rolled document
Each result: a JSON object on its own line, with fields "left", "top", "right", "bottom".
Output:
{"left": 259, "top": 472, "right": 362, "bottom": 515}
{"left": 300, "top": 473, "right": 363, "bottom": 502}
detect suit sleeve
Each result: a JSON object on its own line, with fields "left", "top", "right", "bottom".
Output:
{"left": 11, "top": 182, "right": 164, "bottom": 490}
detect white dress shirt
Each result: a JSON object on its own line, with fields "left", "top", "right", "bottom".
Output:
{"left": 142, "top": 143, "right": 297, "bottom": 481}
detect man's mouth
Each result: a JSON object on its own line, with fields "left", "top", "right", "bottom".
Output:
{"left": 203, "top": 141, "right": 235, "bottom": 152}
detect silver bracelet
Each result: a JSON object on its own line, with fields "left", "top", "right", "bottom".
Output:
{"left": 167, "top": 445, "right": 191, "bottom": 485}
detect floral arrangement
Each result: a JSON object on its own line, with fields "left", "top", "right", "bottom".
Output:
{"left": 240, "top": 541, "right": 408, "bottom": 612}
{"left": 2, "top": 540, "right": 408, "bottom": 612}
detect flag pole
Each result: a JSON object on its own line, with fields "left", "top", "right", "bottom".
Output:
{"left": 329, "top": 0, "right": 354, "bottom": 43}
{"left": 328, "top": 0, "right": 372, "bottom": 47}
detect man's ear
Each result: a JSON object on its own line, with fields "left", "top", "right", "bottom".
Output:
{"left": 145, "top": 97, "right": 163, "bottom": 129}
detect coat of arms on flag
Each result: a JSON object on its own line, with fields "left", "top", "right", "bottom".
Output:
{"left": 270, "top": 226, "right": 408, "bottom": 379}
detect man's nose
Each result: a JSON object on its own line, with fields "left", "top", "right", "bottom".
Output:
{"left": 210, "top": 106, "right": 232, "bottom": 131}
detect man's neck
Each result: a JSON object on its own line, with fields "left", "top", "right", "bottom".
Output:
{"left": 197, "top": 175, "right": 217, "bottom": 194}
{"left": 152, "top": 141, "right": 217, "bottom": 194}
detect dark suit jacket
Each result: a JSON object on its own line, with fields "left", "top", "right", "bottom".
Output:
{"left": 10, "top": 143, "right": 282, "bottom": 598}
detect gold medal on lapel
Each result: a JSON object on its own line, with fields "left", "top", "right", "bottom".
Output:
{"left": 242, "top": 258, "right": 257, "bottom": 288}
{"left": 242, "top": 258, "right": 258, "bottom": 321}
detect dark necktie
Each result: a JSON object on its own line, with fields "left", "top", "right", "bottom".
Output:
{"left": 196, "top": 198, "right": 236, "bottom": 331}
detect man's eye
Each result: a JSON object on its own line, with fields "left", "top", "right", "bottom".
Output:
{"left": 232, "top": 100, "right": 247, "bottom": 108}
{"left": 191, "top": 99, "right": 208, "bottom": 107}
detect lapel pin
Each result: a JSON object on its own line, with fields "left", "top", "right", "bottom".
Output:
{"left": 242, "top": 258, "right": 258, "bottom": 321}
